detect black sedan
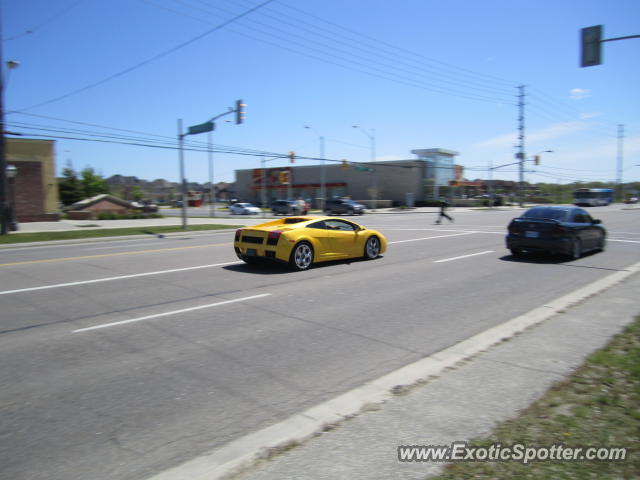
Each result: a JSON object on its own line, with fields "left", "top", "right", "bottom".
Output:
{"left": 506, "top": 206, "right": 606, "bottom": 259}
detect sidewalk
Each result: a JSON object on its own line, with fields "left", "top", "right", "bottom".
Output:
{"left": 149, "top": 262, "right": 640, "bottom": 480}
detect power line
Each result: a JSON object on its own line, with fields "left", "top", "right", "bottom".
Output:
{"left": 5, "top": 0, "right": 87, "bottom": 41}
{"left": 270, "top": 0, "right": 519, "bottom": 88}
{"left": 142, "top": 0, "right": 516, "bottom": 104}
{"left": 11, "top": 0, "right": 276, "bottom": 112}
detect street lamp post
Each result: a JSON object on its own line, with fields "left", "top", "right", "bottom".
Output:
{"left": 304, "top": 126, "right": 326, "bottom": 211}
{"left": 353, "top": 126, "right": 377, "bottom": 210}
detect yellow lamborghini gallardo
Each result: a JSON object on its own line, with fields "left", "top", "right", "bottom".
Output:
{"left": 234, "top": 216, "right": 387, "bottom": 270}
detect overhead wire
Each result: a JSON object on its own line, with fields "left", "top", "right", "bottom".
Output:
{"left": 11, "top": 0, "right": 276, "bottom": 112}
{"left": 270, "top": 0, "right": 519, "bottom": 88}
{"left": 141, "top": 0, "right": 517, "bottom": 105}
{"left": 226, "top": 0, "right": 516, "bottom": 98}
{"left": 4, "top": 0, "right": 88, "bottom": 41}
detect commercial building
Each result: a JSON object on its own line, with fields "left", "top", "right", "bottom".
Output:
{"left": 234, "top": 148, "right": 461, "bottom": 207}
{"left": 6, "top": 138, "right": 60, "bottom": 222}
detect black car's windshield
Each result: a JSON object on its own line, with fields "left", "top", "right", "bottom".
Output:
{"left": 521, "top": 208, "right": 569, "bottom": 221}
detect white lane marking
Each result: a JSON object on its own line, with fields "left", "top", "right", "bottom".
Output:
{"left": 388, "top": 232, "right": 476, "bottom": 244}
{"left": 609, "top": 238, "right": 640, "bottom": 244}
{"left": 433, "top": 250, "right": 495, "bottom": 263}
{"left": 72, "top": 293, "right": 272, "bottom": 333}
{"left": 1, "top": 233, "right": 480, "bottom": 295}
{"left": 0, "top": 261, "right": 242, "bottom": 296}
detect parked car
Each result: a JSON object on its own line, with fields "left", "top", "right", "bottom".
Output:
{"left": 506, "top": 206, "right": 606, "bottom": 259}
{"left": 229, "top": 202, "right": 261, "bottom": 215}
{"left": 234, "top": 216, "right": 387, "bottom": 270}
{"left": 295, "top": 199, "right": 310, "bottom": 215}
{"left": 324, "top": 198, "right": 365, "bottom": 215}
{"left": 271, "top": 200, "right": 298, "bottom": 215}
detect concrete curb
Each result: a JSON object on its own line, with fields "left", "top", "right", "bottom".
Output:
{"left": 146, "top": 260, "right": 640, "bottom": 480}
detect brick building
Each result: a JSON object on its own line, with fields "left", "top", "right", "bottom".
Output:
{"left": 6, "top": 138, "right": 60, "bottom": 222}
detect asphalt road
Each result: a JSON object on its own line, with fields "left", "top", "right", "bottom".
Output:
{"left": 1, "top": 206, "right": 639, "bottom": 480}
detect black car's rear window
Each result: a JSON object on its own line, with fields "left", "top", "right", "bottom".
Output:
{"left": 521, "top": 208, "right": 569, "bottom": 221}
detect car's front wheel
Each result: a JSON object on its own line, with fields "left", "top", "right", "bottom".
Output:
{"left": 363, "top": 236, "right": 381, "bottom": 259}
{"left": 289, "top": 242, "right": 314, "bottom": 271}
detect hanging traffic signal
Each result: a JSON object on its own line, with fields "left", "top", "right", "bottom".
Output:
{"left": 235, "top": 99, "right": 246, "bottom": 124}
{"left": 341, "top": 160, "right": 349, "bottom": 170}
{"left": 534, "top": 155, "right": 540, "bottom": 165}
{"left": 289, "top": 151, "right": 295, "bottom": 163}
{"left": 581, "top": 25, "right": 602, "bottom": 67}
{"left": 279, "top": 170, "right": 290, "bottom": 184}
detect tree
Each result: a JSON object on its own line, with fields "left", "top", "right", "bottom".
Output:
{"left": 131, "top": 186, "right": 144, "bottom": 202}
{"left": 58, "top": 163, "right": 83, "bottom": 206}
{"left": 80, "top": 167, "right": 109, "bottom": 199}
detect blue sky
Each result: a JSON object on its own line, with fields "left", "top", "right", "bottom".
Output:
{"left": 4, "top": 0, "right": 640, "bottom": 185}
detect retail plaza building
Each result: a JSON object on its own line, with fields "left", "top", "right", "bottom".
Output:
{"left": 234, "top": 148, "right": 465, "bottom": 207}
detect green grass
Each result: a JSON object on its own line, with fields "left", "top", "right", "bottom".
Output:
{"left": 0, "top": 224, "right": 242, "bottom": 245}
{"left": 430, "top": 317, "right": 640, "bottom": 480}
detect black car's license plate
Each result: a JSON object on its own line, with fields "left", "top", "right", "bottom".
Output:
{"left": 246, "top": 248, "right": 257, "bottom": 256}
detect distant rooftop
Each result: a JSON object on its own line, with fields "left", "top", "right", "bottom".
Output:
{"left": 411, "top": 148, "right": 460, "bottom": 157}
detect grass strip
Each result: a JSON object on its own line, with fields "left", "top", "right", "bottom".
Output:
{"left": 0, "top": 224, "right": 242, "bottom": 245}
{"left": 430, "top": 316, "right": 640, "bottom": 480}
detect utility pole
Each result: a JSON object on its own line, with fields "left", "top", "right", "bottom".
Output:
{"left": 0, "top": 5, "right": 8, "bottom": 235}
{"left": 208, "top": 130, "right": 215, "bottom": 217}
{"left": 617, "top": 124, "right": 624, "bottom": 202}
{"left": 177, "top": 119, "right": 187, "bottom": 229}
{"left": 517, "top": 85, "right": 526, "bottom": 208}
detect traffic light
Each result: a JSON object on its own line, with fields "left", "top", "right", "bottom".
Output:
{"left": 341, "top": 160, "right": 349, "bottom": 170}
{"left": 581, "top": 25, "right": 602, "bottom": 67}
{"left": 235, "top": 99, "right": 246, "bottom": 124}
{"left": 289, "top": 151, "right": 295, "bottom": 163}
{"left": 534, "top": 155, "right": 540, "bottom": 165}
{"left": 279, "top": 170, "right": 290, "bottom": 184}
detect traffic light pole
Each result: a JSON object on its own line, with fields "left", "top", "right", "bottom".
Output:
{"left": 177, "top": 100, "right": 245, "bottom": 228}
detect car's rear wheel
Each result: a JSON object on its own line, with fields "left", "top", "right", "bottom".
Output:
{"left": 510, "top": 248, "right": 525, "bottom": 258}
{"left": 289, "top": 242, "right": 314, "bottom": 271}
{"left": 570, "top": 238, "right": 582, "bottom": 260}
{"left": 364, "top": 236, "right": 381, "bottom": 259}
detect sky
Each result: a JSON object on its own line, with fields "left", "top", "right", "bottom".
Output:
{"left": 3, "top": 0, "right": 640, "bottom": 186}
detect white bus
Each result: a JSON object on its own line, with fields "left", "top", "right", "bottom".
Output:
{"left": 573, "top": 188, "right": 613, "bottom": 206}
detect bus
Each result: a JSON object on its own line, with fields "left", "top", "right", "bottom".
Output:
{"left": 573, "top": 188, "right": 613, "bottom": 206}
